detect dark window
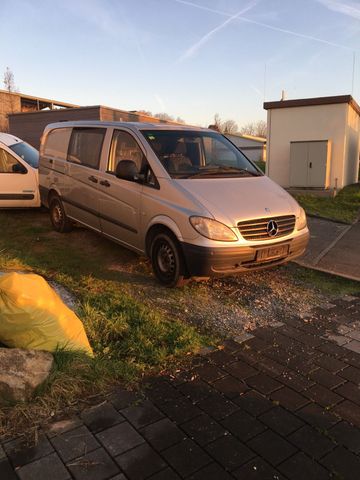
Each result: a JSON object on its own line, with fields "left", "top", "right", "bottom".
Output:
{"left": 43, "top": 128, "right": 72, "bottom": 162}
{"left": 108, "top": 130, "right": 145, "bottom": 173}
{"left": 141, "top": 130, "right": 261, "bottom": 179}
{"left": 68, "top": 128, "right": 105, "bottom": 169}
{"left": 0, "top": 148, "right": 24, "bottom": 173}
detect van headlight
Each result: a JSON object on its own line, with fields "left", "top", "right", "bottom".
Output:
{"left": 190, "top": 216, "right": 238, "bottom": 241}
{"left": 297, "top": 207, "right": 307, "bottom": 230}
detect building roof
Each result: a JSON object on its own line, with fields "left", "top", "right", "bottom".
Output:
{"left": 0, "top": 88, "right": 79, "bottom": 108}
{"left": 8, "top": 104, "right": 184, "bottom": 125}
{"left": 43, "top": 120, "right": 209, "bottom": 133}
{"left": 226, "top": 132, "right": 266, "bottom": 143}
{"left": 263, "top": 94, "right": 360, "bottom": 117}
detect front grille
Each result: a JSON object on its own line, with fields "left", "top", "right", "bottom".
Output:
{"left": 238, "top": 215, "right": 296, "bottom": 241}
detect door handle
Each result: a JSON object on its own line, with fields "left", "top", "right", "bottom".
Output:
{"left": 309, "top": 162, "right": 312, "bottom": 169}
{"left": 88, "top": 175, "right": 98, "bottom": 183}
{"left": 99, "top": 180, "right": 111, "bottom": 187}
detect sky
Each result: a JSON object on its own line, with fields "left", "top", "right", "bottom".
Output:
{"left": 1, "top": 0, "right": 359, "bottom": 128}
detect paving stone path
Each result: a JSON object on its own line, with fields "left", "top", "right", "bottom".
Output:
{"left": 1, "top": 295, "right": 360, "bottom": 480}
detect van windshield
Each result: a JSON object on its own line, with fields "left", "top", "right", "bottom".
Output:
{"left": 9, "top": 142, "right": 39, "bottom": 169}
{"left": 141, "top": 130, "right": 261, "bottom": 178}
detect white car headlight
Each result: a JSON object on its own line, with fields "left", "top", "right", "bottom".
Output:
{"left": 190, "top": 216, "right": 238, "bottom": 241}
{"left": 297, "top": 207, "right": 307, "bottom": 230}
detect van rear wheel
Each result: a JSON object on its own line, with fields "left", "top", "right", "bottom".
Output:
{"left": 50, "top": 196, "right": 72, "bottom": 233}
{"left": 150, "top": 232, "right": 189, "bottom": 287}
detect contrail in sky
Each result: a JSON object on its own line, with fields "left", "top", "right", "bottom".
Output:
{"left": 176, "top": 0, "right": 259, "bottom": 63}
{"left": 173, "top": 0, "right": 355, "bottom": 51}
{"left": 315, "top": 0, "right": 360, "bottom": 20}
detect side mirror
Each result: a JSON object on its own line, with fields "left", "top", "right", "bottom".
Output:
{"left": 12, "top": 163, "right": 27, "bottom": 174}
{"left": 115, "top": 160, "right": 138, "bottom": 181}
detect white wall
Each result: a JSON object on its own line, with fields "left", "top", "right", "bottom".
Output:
{"left": 266, "top": 103, "right": 348, "bottom": 189}
{"left": 344, "top": 105, "right": 360, "bottom": 186}
{"left": 226, "top": 134, "right": 266, "bottom": 163}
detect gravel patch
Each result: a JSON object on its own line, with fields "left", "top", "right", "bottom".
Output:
{"left": 130, "top": 265, "right": 333, "bottom": 340}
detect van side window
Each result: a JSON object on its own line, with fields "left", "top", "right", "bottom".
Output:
{"left": 43, "top": 128, "right": 72, "bottom": 160}
{"left": 0, "top": 149, "right": 23, "bottom": 173}
{"left": 108, "top": 130, "right": 145, "bottom": 173}
{"left": 203, "top": 136, "right": 238, "bottom": 167}
{"left": 68, "top": 128, "right": 106, "bottom": 169}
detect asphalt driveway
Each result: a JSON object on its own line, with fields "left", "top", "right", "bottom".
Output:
{"left": 297, "top": 216, "right": 360, "bottom": 281}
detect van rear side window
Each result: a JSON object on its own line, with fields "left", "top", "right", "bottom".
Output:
{"left": 43, "top": 128, "right": 72, "bottom": 160}
{"left": 68, "top": 128, "right": 106, "bottom": 169}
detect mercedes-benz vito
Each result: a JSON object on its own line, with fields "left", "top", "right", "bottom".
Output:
{"left": 39, "top": 121, "right": 309, "bottom": 287}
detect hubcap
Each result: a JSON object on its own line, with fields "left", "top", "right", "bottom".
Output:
{"left": 157, "top": 242, "right": 175, "bottom": 275}
{"left": 52, "top": 204, "right": 63, "bottom": 226}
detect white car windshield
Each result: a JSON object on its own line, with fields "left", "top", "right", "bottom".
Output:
{"left": 9, "top": 142, "right": 39, "bottom": 169}
{"left": 142, "top": 130, "right": 262, "bottom": 179}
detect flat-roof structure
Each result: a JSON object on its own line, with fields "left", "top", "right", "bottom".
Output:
{"left": 0, "top": 89, "right": 78, "bottom": 132}
{"left": 8, "top": 105, "right": 180, "bottom": 149}
{"left": 264, "top": 95, "right": 360, "bottom": 191}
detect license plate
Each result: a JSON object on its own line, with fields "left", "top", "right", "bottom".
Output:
{"left": 256, "top": 244, "right": 289, "bottom": 261}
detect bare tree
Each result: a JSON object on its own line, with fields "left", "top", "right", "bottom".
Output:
{"left": 2, "top": 67, "right": 19, "bottom": 130}
{"left": 222, "top": 119, "right": 238, "bottom": 134}
{"left": 208, "top": 114, "right": 238, "bottom": 134}
{"left": 153, "top": 112, "right": 185, "bottom": 124}
{"left": 136, "top": 110, "right": 153, "bottom": 116}
{"left": 213, "top": 113, "right": 222, "bottom": 131}
{"left": 154, "top": 112, "right": 174, "bottom": 121}
{"left": 3, "top": 67, "right": 17, "bottom": 93}
{"left": 240, "top": 120, "right": 267, "bottom": 138}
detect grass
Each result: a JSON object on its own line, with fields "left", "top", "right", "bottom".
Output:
{"left": 294, "top": 183, "right": 360, "bottom": 224}
{"left": 0, "top": 209, "right": 359, "bottom": 438}
{"left": 0, "top": 210, "right": 208, "bottom": 437}
{"left": 254, "top": 160, "right": 266, "bottom": 173}
{"left": 289, "top": 263, "right": 360, "bottom": 297}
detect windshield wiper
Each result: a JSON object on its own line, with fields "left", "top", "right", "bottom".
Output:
{"left": 186, "top": 166, "right": 261, "bottom": 178}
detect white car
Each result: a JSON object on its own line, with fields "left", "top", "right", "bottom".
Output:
{"left": 0, "top": 133, "right": 40, "bottom": 207}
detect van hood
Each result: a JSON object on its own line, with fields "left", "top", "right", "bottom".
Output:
{"left": 176, "top": 176, "right": 300, "bottom": 226}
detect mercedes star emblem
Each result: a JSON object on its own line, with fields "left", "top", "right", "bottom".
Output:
{"left": 267, "top": 220, "right": 278, "bottom": 237}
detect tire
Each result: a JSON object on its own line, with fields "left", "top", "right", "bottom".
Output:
{"left": 49, "top": 196, "right": 73, "bottom": 233}
{"left": 150, "top": 232, "right": 189, "bottom": 287}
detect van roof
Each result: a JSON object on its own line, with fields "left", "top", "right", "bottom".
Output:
{"left": 43, "top": 120, "right": 210, "bottom": 133}
{"left": 0, "top": 132, "right": 24, "bottom": 147}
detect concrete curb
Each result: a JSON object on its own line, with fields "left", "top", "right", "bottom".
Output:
{"left": 294, "top": 259, "right": 360, "bottom": 283}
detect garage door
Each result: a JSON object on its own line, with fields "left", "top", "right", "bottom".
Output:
{"left": 290, "top": 140, "right": 330, "bottom": 188}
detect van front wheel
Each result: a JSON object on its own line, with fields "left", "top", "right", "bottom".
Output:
{"left": 50, "top": 196, "right": 73, "bottom": 233}
{"left": 150, "top": 232, "right": 189, "bottom": 287}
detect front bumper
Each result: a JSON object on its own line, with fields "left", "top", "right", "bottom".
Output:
{"left": 181, "top": 230, "right": 310, "bottom": 277}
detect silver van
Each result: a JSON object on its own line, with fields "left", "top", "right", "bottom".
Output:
{"left": 39, "top": 121, "right": 309, "bottom": 287}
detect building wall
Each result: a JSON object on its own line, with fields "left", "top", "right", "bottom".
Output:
{"left": 9, "top": 107, "right": 101, "bottom": 148}
{"left": 99, "top": 107, "right": 167, "bottom": 124}
{"left": 9, "top": 106, "right": 174, "bottom": 149}
{"left": 0, "top": 92, "right": 21, "bottom": 132}
{"left": 344, "top": 104, "right": 360, "bottom": 186}
{"left": 266, "top": 103, "right": 348, "bottom": 189}
{"left": 225, "top": 134, "right": 266, "bottom": 163}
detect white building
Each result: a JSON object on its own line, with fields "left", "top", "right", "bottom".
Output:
{"left": 264, "top": 95, "right": 360, "bottom": 191}
{"left": 225, "top": 133, "right": 266, "bottom": 163}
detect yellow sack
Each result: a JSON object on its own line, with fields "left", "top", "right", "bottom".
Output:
{"left": 0, "top": 273, "right": 93, "bottom": 356}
